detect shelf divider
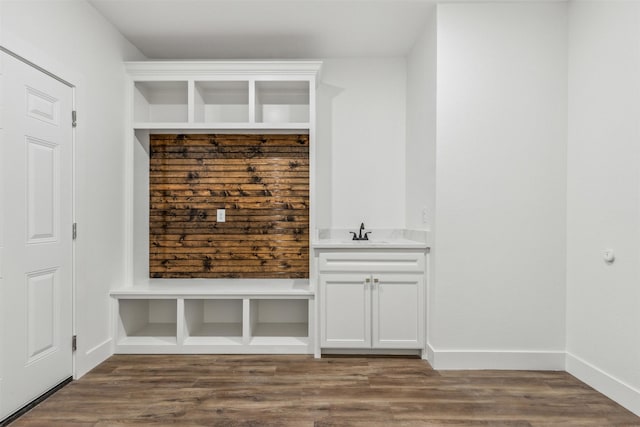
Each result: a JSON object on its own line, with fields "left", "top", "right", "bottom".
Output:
{"left": 242, "top": 298, "right": 251, "bottom": 345}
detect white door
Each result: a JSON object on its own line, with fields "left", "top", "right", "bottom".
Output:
{"left": 372, "top": 274, "right": 424, "bottom": 349}
{"left": 320, "top": 274, "right": 371, "bottom": 348}
{"left": 1, "top": 52, "right": 73, "bottom": 419}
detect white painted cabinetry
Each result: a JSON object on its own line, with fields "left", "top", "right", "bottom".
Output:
{"left": 318, "top": 250, "right": 426, "bottom": 350}
{"left": 127, "top": 62, "right": 319, "bottom": 130}
{"left": 321, "top": 274, "right": 371, "bottom": 347}
{"left": 112, "top": 61, "right": 321, "bottom": 355}
{"left": 112, "top": 285, "right": 314, "bottom": 354}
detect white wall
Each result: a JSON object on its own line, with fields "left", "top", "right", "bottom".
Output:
{"left": 317, "top": 58, "right": 406, "bottom": 230}
{"left": 1, "top": 0, "right": 144, "bottom": 377}
{"left": 431, "top": 2, "right": 567, "bottom": 369}
{"left": 0, "top": 0, "right": 5, "bottom": 407}
{"left": 406, "top": 10, "right": 436, "bottom": 231}
{"left": 566, "top": 1, "right": 640, "bottom": 415}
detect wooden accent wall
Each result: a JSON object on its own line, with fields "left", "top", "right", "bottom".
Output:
{"left": 149, "top": 134, "right": 309, "bottom": 279}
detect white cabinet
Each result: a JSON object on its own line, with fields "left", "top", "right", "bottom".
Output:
{"left": 318, "top": 251, "right": 426, "bottom": 350}
{"left": 372, "top": 274, "right": 423, "bottom": 348}
{"left": 320, "top": 274, "right": 371, "bottom": 348}
{"left": 125, "top": 61, "right": 320, "bottom": 130}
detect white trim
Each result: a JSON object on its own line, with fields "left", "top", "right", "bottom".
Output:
{"left": 429, "top": 347, "right": 566, "bottom": 370}
{"left": 566, "top": 352, "right": 640, "bottom": 417}
{"left": 133, "top": 122, "right": 311, "bottom": 131}
{"left": 125, "top": 61, "right": 322, "bottom": 77}
{"left": 123, "top": 74, "right": 134, "bottom": 287}
{"left": 75, "top": 338, "right": 112, "bottom": 379}
{"left": 322, "top": 349, "right": 422, "bottom": 356}
{"left": 0, "top": 32, "right": 83, "bottom": 88}
{"left": 425, "top": 343, "right": 436, "bottom": 364}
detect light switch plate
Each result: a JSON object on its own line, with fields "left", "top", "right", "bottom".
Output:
{"left": 217, "top": 209, "right": 226, "bottom": 222}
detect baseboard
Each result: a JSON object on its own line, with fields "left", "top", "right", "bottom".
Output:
{"left": 425, "top": 343, "right": 435, "bottom": 364}
{"left": 566, "top": 352, "right": 640, "bottom": 417}
{"left": 75, "top": 338, "right": 113, "bottom": 379}
{"left": 428, "top": 345, "right": 565, "bottom": 370}
{"left": 322, "top": 349, "right": 421, "bottom": 357}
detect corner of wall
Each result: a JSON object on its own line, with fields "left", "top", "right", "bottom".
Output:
{"left": 75, "top": 338, "right": 113, "bottom": 379}
{"left": 566, "top": 352, "right": 640, "bottom": 417}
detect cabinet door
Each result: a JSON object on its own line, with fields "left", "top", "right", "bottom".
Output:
{"left": 372, "top": 274, "right": 424, "bottom": 349}
{"left": 320, "top": 274, "right": 371, "bottom": 348}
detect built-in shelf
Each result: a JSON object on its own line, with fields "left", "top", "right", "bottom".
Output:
{"left": 184, "top": 299, "right": 243, "bottom": 345}
{"left": 131, "top": 76, "right": 314, "bottom": 128}
{"left": 255, "top": 81, "right": 310, "bottom": 124}
{"left": 112, "top": 289, "right": 313, "bottom": 354}
{"left": 249, "top": 336, "right": 310, "bottom": 347}
{"left": 134, "top": 81, "right": 188, "bottom": 123}
{"left": 117, "top": 299, "right": 177, "bottom": 346}
{"left": 250, "top": 299, "right": 308, "bottom": 337}
{"left": 194, "top": 80, "right": 249, "bottom": 123}
{"left": 123, "top": 61, "right": 320, "bottom": 355}
{"left": 111, "top": 279, "right": 312, "bottom": 297}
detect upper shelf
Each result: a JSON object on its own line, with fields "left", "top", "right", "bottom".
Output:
{"left": 134, "top": 81, "right": 188, "bottom": 123}
{"left": 127, "top": 61, "right": 321, "bottom": 130}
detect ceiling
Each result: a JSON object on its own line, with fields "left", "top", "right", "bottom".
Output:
{"left": 88, "top": 0, "right": 439, "bottom": 59}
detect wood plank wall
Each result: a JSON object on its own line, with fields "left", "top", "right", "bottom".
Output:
{"left": 149, "top": 134, "right": 309, "bottom": 279}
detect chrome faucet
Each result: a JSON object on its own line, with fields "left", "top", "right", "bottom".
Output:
{"left": 350, "top": 222, "right": 372, "bottom": 241}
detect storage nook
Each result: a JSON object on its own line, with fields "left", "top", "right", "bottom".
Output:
{"left": 117, "top": 298, "right": 178, "bottom": 346}
{"left": 112, "top": 61, "right": 321, "bottom": 355}
{"left": 249, "top": 299, "right": 309, "bottom": 344}
{"left": 112, "top": 283, "right": 313, "bottom": 354}
{"left": 184, "top": 299, "right": 243, "bottom": 344}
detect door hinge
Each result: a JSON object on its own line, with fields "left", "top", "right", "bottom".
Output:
{"left": 72, "top": 335, "right": 77, "bottom": 352}
{"left": 72, "top": 223, "right": 77, "bottom": 240}
{"left": 72, "top": 110, "right": 77, "bottom": 128}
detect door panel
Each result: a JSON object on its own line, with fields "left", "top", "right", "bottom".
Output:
{"left": 1, "top": 52, "right": 73, "bottom": 420}
{"left": 26, "top": 269, "right": 58, "bottom": 363}
{"left": 372, "top": 274, "right": 424, "bottom": 349}
{"left": 320, "top": 274, "right": 370, "bottom": 348}
{"left": 26, "top": 137, "right": 59, "bottom": 242}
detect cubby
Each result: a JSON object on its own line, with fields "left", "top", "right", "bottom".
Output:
{"left": 194, "top": 81, "right": 249, "bottom": 123}
{"left": 255, "top": 81, "right": 310, "bottom": 124}
{"left": 249, "top": 299, "right": 309, "bottom": 346}
{"left": 129, "top": 70, "right": 316, "bottom": 128}
{"left": 183, "top": 299, "right": 243, "bottom": 345}
{"left": 134, "top": 81, "right": 188, "bottom": 123}
{"left": 111, "top": 287, "right": 314, "bottom": 354}
{"left": 117, "top": 299, "right": 177, "bottom": 346}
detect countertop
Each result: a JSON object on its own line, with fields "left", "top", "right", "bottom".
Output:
{"left": 311, "top": 238, "right": 429, "bottom": 250}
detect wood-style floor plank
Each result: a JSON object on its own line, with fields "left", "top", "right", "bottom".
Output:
{"left": 10, "top": 355, "right": 640, "bottom": 426}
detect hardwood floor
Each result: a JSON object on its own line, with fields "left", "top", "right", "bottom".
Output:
{"left": 10, "top": 355, "right": 640, "bottom": 426}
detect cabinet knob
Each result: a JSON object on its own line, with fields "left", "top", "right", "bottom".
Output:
{"left": 365, "top": 278, "right": 371, "bottom": 284}
{"left": 373, "top": 278, "right": 379, "bottom": 284}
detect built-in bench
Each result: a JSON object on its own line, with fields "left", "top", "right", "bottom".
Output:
{"left": 110, "top": 279, "right": 314, "bottom": 355}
